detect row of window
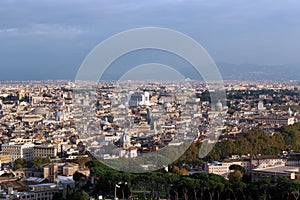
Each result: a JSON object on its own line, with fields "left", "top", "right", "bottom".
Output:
{"left": 20, "top": 191, "right": 58, "bottom": 200}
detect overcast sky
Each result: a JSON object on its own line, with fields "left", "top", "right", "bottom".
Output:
{"left": 0, "top": 0, "right": 299, "bottom": 80}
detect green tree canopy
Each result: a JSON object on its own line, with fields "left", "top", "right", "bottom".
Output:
{"left": 13, "top": 158, "right": 27, "bottom": 170}
{"left": 33, "top": 157, "right": 51, "bottom": 169}
{"left": 228, "top": 170, "right": 243, "bottom": 183}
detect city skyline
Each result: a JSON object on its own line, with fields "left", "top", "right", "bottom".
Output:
{"left": 1, "top": 1, "right": 300, "bottom": 199}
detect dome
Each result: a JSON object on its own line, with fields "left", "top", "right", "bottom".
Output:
{"left": 164, "top": 102, "right": 171, "bottom": 108}
{"left": 31, "top": 107, "right": 49, "bottom": 115}
{"left": 118, "top": 104, "right": 126, "bottom": 109}
{"left": 215, "top": 100, "right": 223, "bottom": 112}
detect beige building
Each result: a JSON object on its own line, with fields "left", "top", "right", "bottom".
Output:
{"left": 254, "top": 116, "right": 295, "bottom": 125}
{"left": 62, "top": 162, "right": 90, "bottom": 177}
{"left": 250, "top": 155, "right": 286, "bottom": 168}
{"left": 14, "top": 168, "right": 43, "bottom": 178}
{"left": 20, "top": 183, "right": 63, "bottom": 200}
{"left": 34, "top": 145, "right": 57, "bottom": 158}
{"left": 1, "top": 142, "right": 34, "bottom": 162}
{"left": 62, "top": 162, "right": 79, "bottom": 176}
{"left": 0, "top": 154, "right": 11, "bottom": 164}
{"left": 205, "top": 160, "right": 251, "bottom": 177}
{"left": 252, "top": 165, "right": 300, "bottom": 182}
{"left": 43, "top": 163, "right": 58, "bottom": 182}
{"left": 10, "top": 138, "right": 39, "bottom": 144}
{"left": 205, "top": 155, "right": 286, "bottom": 178}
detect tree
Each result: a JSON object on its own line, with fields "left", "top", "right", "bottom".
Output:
{"left": 280, "top": 123, "right": 300, "bottom": 150}
{"left": 86, "top": 160, "right": 111, "bottom": 177}
{"left": 33, "top": 157, "right": 50, "bottom": 169}
{"left": 174, "top": 143, "right": 203, "bottom": 166}
{"left": 229, "top": 164, "right": 246, "bottom": 174}
{"left": 276, "top": 177, "right": 300, "bottom": 199}
{"left": 69, "top": 190, "right": 89, "bottom": 200}
{"left": 172, "top": 166, "right": 180, "bottom": 174}
{"left": 228, "top": 170, "right": 243, "bottom": 183}
{"left": 167, "top": 173, "right": 180, "bottom": 200}
{"left": 13, "top": 158, "right": 27, "bottom": 170}
{"left": 208, "top": 174, "right": 227, "bottom": 200}
{"left": 73, "top": 156, "right": 92, "bottom": 168}
{"left": 14, "top": 163, "right": 23, "bottom": 170}
{"left": 180, "top": 168, "right": 189, "bottom": 176}
{"left": 189, "top": 178, "right": 201, "bottom": 200}
{"left": 121, "top": 173, "right": 137, "bottom": 199}
{"left": 190, "top": 173, "right": 226, "bottom": 200}
{"left": 171, "top": 166, "right": 188, "bottom": 176}
{"left": 52, "top": 192, "right": 63, "bottom": 200}
{"left": 73, "top": 171, "right": 86, "bottom": 182}
{"left": 73, "top": 171, "right": 87, "bottom": 188}
{"left": 179, "top": 176, "right": 193, "bottom": 200}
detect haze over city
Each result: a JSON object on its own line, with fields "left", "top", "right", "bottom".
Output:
{"left": 1, "top": 1, "right": 300, "bottom": 199}
{"left": 0, "top": 0, "right": 300, "bottom": 80}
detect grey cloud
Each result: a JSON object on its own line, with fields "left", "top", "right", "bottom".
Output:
{"left": 0, "top": 24, "right": 83, "bottom": 37}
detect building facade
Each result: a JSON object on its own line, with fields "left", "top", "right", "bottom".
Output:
{"left": 1, "top": 143, "right": 34, "bottom": 162}
{"left": 34, "top": 145, "right": 57, "bottom": 158}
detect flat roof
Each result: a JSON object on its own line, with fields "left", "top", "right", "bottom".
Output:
{"left": 253, "top": 165, "right": 299, "bottom": 173}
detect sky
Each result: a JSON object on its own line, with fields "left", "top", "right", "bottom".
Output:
{"left": 0, "top": 0, "right": 300, "bottom": 80}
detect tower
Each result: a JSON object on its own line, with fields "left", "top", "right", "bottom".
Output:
{"left": 288, "top": 107, "right": 293, "bottom": 116}
{"left": 18, "top": 89, "right": 25, "bottom": 100}
{"left": 120, "top": 133, "right": 131, "bottom": 149}
{"left": 258, "top": 101, "right": 265, "bottom": 111}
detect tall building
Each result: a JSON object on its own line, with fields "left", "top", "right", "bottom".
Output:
{"left": 129, "top": 92, "right": 151, "bottom": 107}
{"left": 1, "top": 142, "right": 34, "bottom": 162}
{"left": 43, "top": 163, "right": 58, "bottom": 182}
{"left": 18, "top": 89, "right": 25, "bottom": 100}
{"left": 0, "top": 101, "right": 3, "bottom": 117}
{"left": 257, "top": 101, "right": 266, "bottom": 111}
{"left": 254, "top": 116, "right": 295, "bottom": 125}
{"left": 34, "top": 145, "right": 57, "bottom": 158}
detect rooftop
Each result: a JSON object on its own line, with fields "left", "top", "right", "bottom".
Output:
{"left": 253, "top": 165, "right": 299, "bottom": 173}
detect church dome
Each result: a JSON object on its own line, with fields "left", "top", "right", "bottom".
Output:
{"left": 31, "top": 107, "right": 49, "bottom": 115}
{"left": 215, "top": 100, "right": 223, "bottom": 112}
{"left": 163, "top": 102, "right": 171, "bottom": 108}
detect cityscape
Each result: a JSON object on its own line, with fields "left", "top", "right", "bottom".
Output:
{"left": 1, "top": 0, "right": 300, "bottom": 199}
{"left": 0, "top": 80, "right": 299, "bottom": 199}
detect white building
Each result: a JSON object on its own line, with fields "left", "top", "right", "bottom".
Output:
{"left": 117, "top": 147, "right": 138, "bottom": 158}
{"left": 257, "top": 101, "right": 266, "bottom": 111}
{"left": 115, "top": 133, "right": 138, "bottom": 158}
{"left": 254, "top": 116, "right": 295, "bottom": 125}
{"left": 205, "top": 155, "right": 286, "bottom": 178}
{"left": 1, "top": 142, "right": 34, "bottom": 162}
{"left": 205, "top": 160, "right": 251, "bottom": 178}
{"left": 252, "top": 165, "right": 300, "bottom": 182}
{"left": 129, "top": 91, "right": 152, "bottom": 107}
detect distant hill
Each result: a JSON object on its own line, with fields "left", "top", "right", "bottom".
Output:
{"left": 101, "top": 62, "right": 299, "bottom": 81}
{"left": 216, "top": 62, "right": 300, "bottom": 81}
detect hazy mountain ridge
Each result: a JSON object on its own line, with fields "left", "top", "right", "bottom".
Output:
{"left": 0, "top": 62, "right": 298, "bottom": 81}
{"left": 83, "top": 62, "right": 300, "bottom": 81}
{"left": 216, "top": 62, "right": 300, "bottom": 81}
